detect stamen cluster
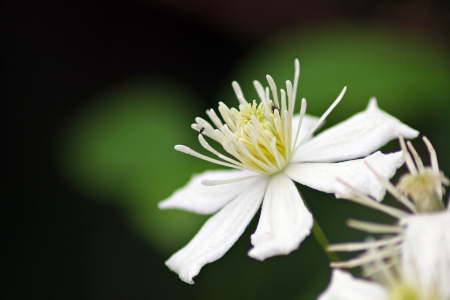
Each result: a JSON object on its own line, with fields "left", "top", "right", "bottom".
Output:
{"left": 190, "top": 75, "right": 298, "bottom": 175}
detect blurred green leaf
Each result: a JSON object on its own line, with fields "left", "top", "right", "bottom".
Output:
{"left": 57, "top": 78, "right": 211, "bottom": 253}
{"left": 220, "top": 25, "right": 450, "bottom": 126}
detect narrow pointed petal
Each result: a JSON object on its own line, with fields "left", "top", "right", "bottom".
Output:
{"left": 318, "top": 269, "right": 387, "bottom": 300}
{"left": 291, "top": 114, "right": 320, "bottom": 146}
{"left": 159, "top": 169, "right": 260, "bottom": 214}
{"left": 292, "top": 98, "right": 418, "bottom": 163}
{"left": 285, "top": 151, "right": 404, "bottom": 201}
{"left": 165, "top": 177, "right": 269, "bottom": 284}
{"left": 400, "top": 210, "right": 450, "bottom": 300}
{"left": 248, "top": 173, "right": 313, "bottom": 261}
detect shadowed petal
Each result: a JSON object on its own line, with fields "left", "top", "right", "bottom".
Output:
{"left": 401, "top": 211, "right": 450, "bottom": 300}
{"left": 248, "top": 173, "right": 313, "bottom": 261}
{"left": 292, "top": 98, "right": 418, "bottom": 163}
{"left": 286, "top": 151, "right": 404, "bottom": 201}
{"left": 318, "top": 269, "right": 387, "bottom": 300}
{"left": 165, "top": 177, "right": 269, "bottom": 284}
{"left": 159, "top": 169, "right": 260, "bottom": 214}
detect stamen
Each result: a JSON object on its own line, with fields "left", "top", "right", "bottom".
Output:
{"left": 232, "top": 81, "right": 247, "bottom": 105}
{"left": 330, "top": 244, "right": 400, "bottom": 269}
{"left": 266, "top": 75, "right": 279, "bottom": 107}
{"left": 283, "top": 109, "right": 290, "bottom": 158}
{"left": 293, "top": 59, "right": 300, "bottom": 104}
{"left": 366, "top": 245, "right": 397, "bottom": 285}
{"left": 423, "top": 136, "right": 440, "bottom": 175}
{"left": 253, "top": 80, "right": 266, "bottom": 104}
{"left": 198, "top": 134, "right": 243, "bottom": 166}
{"left": 364, "top": 162, "right": 417, "bottom": 213}
{"left": 406, "top": 141, "right": 424, "bottom": 172}
{"left": 191, "top": 123, "right": 203, "bottom": 132}
{"left": 206, "top": 109, "right": 224, "bottom": 129}
{"left": 236, "top": 142, "right": 272, "bottom": 174}
{"left": 222, "top": 140, "right": 248, "bottom": 166}
{"left": 218, "top": 105, "right": 237, "bottom": 132}
{"left": 174, "top": 145, "right": 244, "bottom": 169}
{"left": 424, "top": 136, "right": 447, "bottom": 201}
{"left": 328, "top": 235, "right": 403, "bottom": 252}
{"left": 295, "top": 86, "right": 346, "bottom": 152}
{"left": 194, "top": 117, "right": 210, "bottom": 127}
{"left": 280, "top": 88, "right": 287, "bottom": 112}
{"left": 286, "top": 80, "right": 294, "bottom": 116}
{"left": 250, "top": 131, "right": 277, "bottom": 172}
{"left": 346, "top": 219, "right": 402, "bottom": 234}
{"left": 192, "top": 121, "right": 215, "bottom": 140}
{"left": 399, "top": 135, "right": 418, "bottom": 175}
{"left": 270, "top": 137, "right": 283, "bottom": 168}
{"left": 213, "top": 129, "right": 227, "bottom": 144}
{"left": 293, "top": 98, "right": 307, "bottom": 150}
{"left": 337, "top": 178, "right": 409, "bottom": 219}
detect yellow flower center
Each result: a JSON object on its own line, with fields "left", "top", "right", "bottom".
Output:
{"left": 191, "top": 77, "right": 297, "bottom": 176}
{"left": 231, "top": 100, "right": 289, "bottom": 173}
{"left": 389, "top": 282, "right": 420, "bottom": 300}
{"left": 388, "top": 281, "right": 441, "bottom": 300}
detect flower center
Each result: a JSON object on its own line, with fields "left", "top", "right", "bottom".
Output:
{"left": 231, "top": 100, "right": 289, "bottom": 173}
{"left": 397, "top": 169, "right": 446, "bottom": 212}
{"left": 190, "top": 76, "right": 297, "bottom": 176}
{"left": 388, "top": 282, "right": 421, "bottom": 300}
{"left": 388, "top": 281, "right": 441, "bottom": 300}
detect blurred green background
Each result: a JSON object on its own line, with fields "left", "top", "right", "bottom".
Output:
{"left": 5, "top": 1, "right": 450, "bottom": 299}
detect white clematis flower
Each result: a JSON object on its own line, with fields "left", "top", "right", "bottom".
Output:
{"left": 159, "top": 60, "right": 418, "bottom": 284}
{"left": 328, "top": 136, "right": 449, "bottom": 270}
{"left": 318, "top": 210, "right": 450, "bottom": 300}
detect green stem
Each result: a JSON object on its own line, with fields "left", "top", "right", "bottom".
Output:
{"left": 312, "top": 218, "right": 340, "bottom": 262}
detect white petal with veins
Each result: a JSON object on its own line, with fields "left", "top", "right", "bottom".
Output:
{"left": 285, "top": 151, "right": 404, "bottom": 201}
{"left": 159, "top": 169, "right": 260, "bottom": 214}
{"left": 292, "top": 98, "right": 418, "bottom": 163}
{"left": 248, "top": 173, "right": 313, "bottom": 260}
{"left": 165, "top": 177, "right": 269, "bottom": 284}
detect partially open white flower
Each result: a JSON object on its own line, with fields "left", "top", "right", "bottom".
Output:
{"left": 318, "top": 210, "right": 450, "bottom": 300}
{"left": 328, "top": 137, "right": 449, "bottom": 270}
{"left": 159, "top": 60, "right": 418, "bottom": 284}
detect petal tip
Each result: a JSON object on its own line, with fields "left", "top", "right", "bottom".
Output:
{"left": 157, "top": 199, "right": 171, "bottom": 210}
{"left": 366, "top": 97, "right": 379, "bottom": 111}
{"left": 400, "top": 125, "right": 419, "bottom": 139}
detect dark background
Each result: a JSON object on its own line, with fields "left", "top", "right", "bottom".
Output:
{"left": 4, "top": 1, "right": 450, "bottom": 299}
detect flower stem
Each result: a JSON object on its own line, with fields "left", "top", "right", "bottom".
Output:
{"left": 312, "top": 219, "right": 340, "bottom": 262}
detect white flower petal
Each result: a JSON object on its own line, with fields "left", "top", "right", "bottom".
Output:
{"left": 292, "top": 98, "right": 418, "bottom": 163}
{"left": 165, "top": 177, "right": 269, "bottom": 284}
{"left": 285, "top": 151, "right": 404, "bottom": 201}
{"left": 159, "top": 169, "right": 259, "bottom": 214}
{"left": 248, "top": 173, "right": 313, "bottom": 261}
{"left": 318, "top": 269, "right": 387, "bottom": 300}
{"left": 291, "top": 114, "right": 321, "bottom": 146}
{"left": 400, "top": 210, "right": 450, "bottom": 300}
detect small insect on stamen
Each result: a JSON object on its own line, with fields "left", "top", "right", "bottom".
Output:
{"left": 271, "top": 103, "right": 280, "bottom": 114}
{"left": 199, "top": 127, "right": 205, "bottom": 134}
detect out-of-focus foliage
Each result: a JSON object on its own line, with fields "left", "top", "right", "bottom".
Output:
{"left": 57, "top": 79, "right": 211, "bottom": 253}
{"left": 220, "top": 25, "right": 450, "bottom": 126}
